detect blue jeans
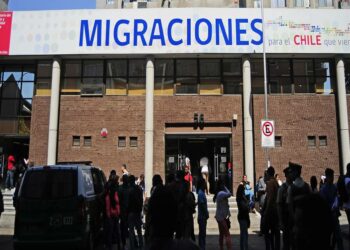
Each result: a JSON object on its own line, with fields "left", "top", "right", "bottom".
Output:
{"left": 198, "top": 218, "right": 207, "bottom": 250}
{"left": 6, "top": 170, "right": 14, "bottom": 189}
{"left": 239, "top": 219, "right": 249, "bottom": 250}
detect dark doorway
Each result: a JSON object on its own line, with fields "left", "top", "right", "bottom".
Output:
{"left": 165, "top": 134, "right": 232, "bottom": 193}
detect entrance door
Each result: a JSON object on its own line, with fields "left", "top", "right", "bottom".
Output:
{"left": 165, "top": 134, "right": 232, "bottom": 193}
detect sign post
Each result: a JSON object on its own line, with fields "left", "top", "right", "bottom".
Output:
{"left": 261, "top": 120, "right": 275, "bottom": 148}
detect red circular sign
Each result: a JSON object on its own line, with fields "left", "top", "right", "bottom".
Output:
{"left": 262, "top": 121, "right": 274, "bottom": 136}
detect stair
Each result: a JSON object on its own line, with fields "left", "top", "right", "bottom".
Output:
{"left": 0, "top": 189, "right": 15, "bottom": 228}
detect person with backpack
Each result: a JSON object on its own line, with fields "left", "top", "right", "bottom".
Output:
{"left": 105, "top": 180, "right": 121, "bottom": 250}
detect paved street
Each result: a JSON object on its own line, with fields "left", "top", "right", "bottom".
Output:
{"left": 1, "top": 212, "right": 350, "bottom": 250}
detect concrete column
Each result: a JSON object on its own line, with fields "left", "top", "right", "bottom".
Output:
{"left": 47, "top": 58, "right": 61, "bottom": 165}
{"left": 336, "top": 58, "right": 350, "bottom": 174}
{"left": 243, "top": 56, "right": 255, "bottom": 186}
{"left": 145, "top": 58, "right": 154, "bottom": 197}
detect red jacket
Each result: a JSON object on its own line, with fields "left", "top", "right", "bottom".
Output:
{"left": 105, "top": 191, "right": 120, "bottom": 218}
{"left": 7, "top": 155, "right": 15, "bottom": 171}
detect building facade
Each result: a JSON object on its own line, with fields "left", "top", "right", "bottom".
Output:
{"left": 0, "top": 5, "right": 349, "bottom": 194}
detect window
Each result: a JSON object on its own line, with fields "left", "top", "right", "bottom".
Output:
{"left": 199, "top": 59, "right": 221, "bottom": 95}
{"left": 62, "top": 60, "right": 81, "bottom": 94}
{"left": 82, "top": 169, "right": 95, "bottom": 195}
{"left": 81, "top": 60, "right": 104, "bottom": 96}
{"left": 175, "top": 59, "right": 198, "bottom": 94}
{"left": 0, "top": 64, "right": 34, "bottom": 135}
{"left": 314, "top": 59, "right": 334, "bottom": 94}
{"left": 223, "top": 59, "right": 242, "bottom": 94}
{"left": 83, "top": 136, "right": 92, "bottom": 147}
{"left": 271, "top": 0, "right": 286, "bottom": 7}
{"left": 36, "top": 61, "right": 52, "bottom": 96}
{"left": 319, "top": 136, "right": 327, "bottom": 146}
{"left": 269, "top": 59, "right": 292, "bottom": 94}
{"left": 106, "top": 60, "right": 127, "bottom": 95}
{"left": 251, "top": 59, "right": 264, "bottom": 94}
{"left": 130, "top": 137, "right": 138, "bottom": 147}
{"left": 346, "top": 59, "right": 350, "bottom": 94}
{"left": 318, "top": 0, "right": 333, "bottom": 7}
{"left": 293, "top": 59, "right": 314, "bottom": 93}
{"left": 118, "top": 136, "right": 126, "bottom": 147}
{"left": 275, "top": 136, "right": 282, "bottom": 147}
{"left": 129, "top": 59, "right": 146, "bottom": 96}
{"left": 72, "top": 136, "right": 80, "bottom": 146}
{"left": 308, "top": 136, "right": 316, "bottom": 147}
{"left": 155, "top": 59, "right": 174, "bottom": 96}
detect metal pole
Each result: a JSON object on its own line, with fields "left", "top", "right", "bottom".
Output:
{"left": 260, "top": 0, "right": 270, "bottom": 168}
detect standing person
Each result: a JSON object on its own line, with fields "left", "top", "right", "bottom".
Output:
{"left": 121, "top": 164, "right": 129, "bottom": 176}
{"left": 275, "top": 174, "right": 282, "bottom": 186}
{"left": 105, "top": 181, "right": 121, "bottom": 250}
{"left": 277, "top": 166, "right": 293, "bottom": 250}
{"left": 127, "top": 175, "right": 144, "bottom": 250}
{"left": 214, "top": 179, "right": 232, "bottom": 250}
{"left": 119, "top": 174, "right": 129, "bottom": 250}
{"left": 263, "top": 166, "right": 280, "bottom": 250}
{"left": 342, "top": 163, "right": 350, "bottom": 237}
{"left": 236, "top": 184, "right": 250, "bottom": 250}
{"left": 286, "top": 162, "right": 311, "bottom": 250}
{"left": 310, "top": 176, "right": 318, "bottom": 193}
{"left": 5, "top": 154, "right": 15, "bottom": 190}
{"left": 197, "top": 177, "right": 209, "bottom": 250}
{"left": 200, "top": 157, "right": 210, "bottom": 195}
{"left": 320, "top": 168, "right": 344, "bottom": 250}
{"left": 184, "top": 165, "right": 193, "bottom": 192}
{"left": 242, "top": 175, "right": 255, "bottom": 212}
{"left": 257, "top": 172, "right": 267, "bottom": 236}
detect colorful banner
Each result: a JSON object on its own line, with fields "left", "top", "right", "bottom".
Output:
{"left": 1, "top": 8, "right": 350, "bottom": 55}
{"left": 0, "top": 12, "right": 13, "bottom": 55}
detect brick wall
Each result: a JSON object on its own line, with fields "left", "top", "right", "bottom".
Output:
{"left": 253, "top": 95, "right": 340, "bottom": 184}
{"left": 28, "top": 96, "right": 50, "bottom": 165}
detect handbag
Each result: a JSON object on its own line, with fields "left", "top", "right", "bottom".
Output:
{"left": 225, "top": 217, "right": 231, "bottom": 229}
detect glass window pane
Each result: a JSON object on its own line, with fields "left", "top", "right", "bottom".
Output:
{"left": 293, "top": 59, "right": 313, "bottom": 76}
{"left": 82, "top": 77, "right": 103, "bottom": 85}
{"left": 200, "top": 59, "right": 220, "bottom": 77}
{"left": 22, "top": 66, "right": 35, "bottom": 81}
{"left": 18, "top": 117, "right": 31, "bottom": 135}
{"left": 251, "top": 59, "right": 264, "bottom": 76}
{"left": 20, "top": 99, "right": 32, "bottom": 116}
{"left": 21, "top": 82, "right": 34, "bottom": 98}
{"left": 128, "top": 78, "right": 145, "bottom": 95}
{"left": 83, "top": 60, "right": 104, "bottom": 77}
{"left": 37, "top": 61, "right": 52, "bottom": 78}
{"left": 223, "top": 59, "right": 241, "bottom": 77}
{"left": 155, "top": 77, "right": 174, "bottom": 95}
{"left": 175, "top": 78, "right": 198, "bottom": 94}
{"left": 64, "top": 60, "right": 81, "bottom": 77}
{"left": 62, "top": 78, "right": 81, "bottom": 93}
{"left": 106, "top": 78, "right": 127, "bottom": 95}
{"left": 36, "top": 78, "right": 51, "bottom": 90}
{"left": 118, "top": 136, "right": 126, "bottom": 147}
{"left": 223, "top": 77, "right": 242, "bottom": 94}
{"left": 294, "top": 76, "right": 315, "bottom": 93}
{"left": 315, "top": 60, "right": 332, "bottom": 77}
{"left": 1, "top": 80, "right": 21, "bottom": 99}
{"left": 3, "top": 66, "right": 22, "bottom": 82}
{"left": 252, "top": 77, "right": 264, "bottom": 94}
{"left": 200, "top": 77, "right": 221, "bottom": 95}
{"left": 1, "top": 99, "right": 20, "bottom": 117}
{"left": 269, "top": 59, "right": 291, "bottom": 77}
{"left": 155, "top": 59, "right": 174, "bottom": 77}
{"left": 176, "top": 59, "right": 197, "bottom": 77}
{"left": 346, "top": 60, "right": 350, "bottom": 94}
{"left": 315, "top": 77, "right": 334, "bottom": 94}
{"left": 106, "top": 60, "right": 127, "bottom": 77}
{"left": 269, "top": 77, "right": 292, "bottom": 94}
{"left": 129, "top": 59, "right": 146, "bottom": 77}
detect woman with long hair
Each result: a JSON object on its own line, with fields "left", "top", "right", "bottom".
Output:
{"left": 213, "top": 179, "right": 232, "bottom": 250}
{"left": 105, "top": 181, "right": 121, "bottom": 250}
{"left": 237, "top": 184, "right": 250, "bottom": 250}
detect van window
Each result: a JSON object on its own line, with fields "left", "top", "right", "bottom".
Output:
{"left": 82, "top": 169, "right": 95, "bottom": 195}
{"left": 91, "top": 169, "right": 104, "bottom": 194}
{"left": 21, "top": 170, "right": 77, "bottom": 199}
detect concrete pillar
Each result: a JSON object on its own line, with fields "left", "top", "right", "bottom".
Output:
{"left": 243, "top": 56, "right": 255, "bottom": 186}
{"left": 336, "top": 58, "right": 350, "bottom": 174}
{"left": 47, "top": 58, "right": 61, "bottom": 165}
{"left": 145, "top": 58, "right": 154, "bottom": 197}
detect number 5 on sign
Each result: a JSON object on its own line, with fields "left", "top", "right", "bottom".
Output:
{"left": 261, "top": 120, "right": 275, "bottom": 148}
